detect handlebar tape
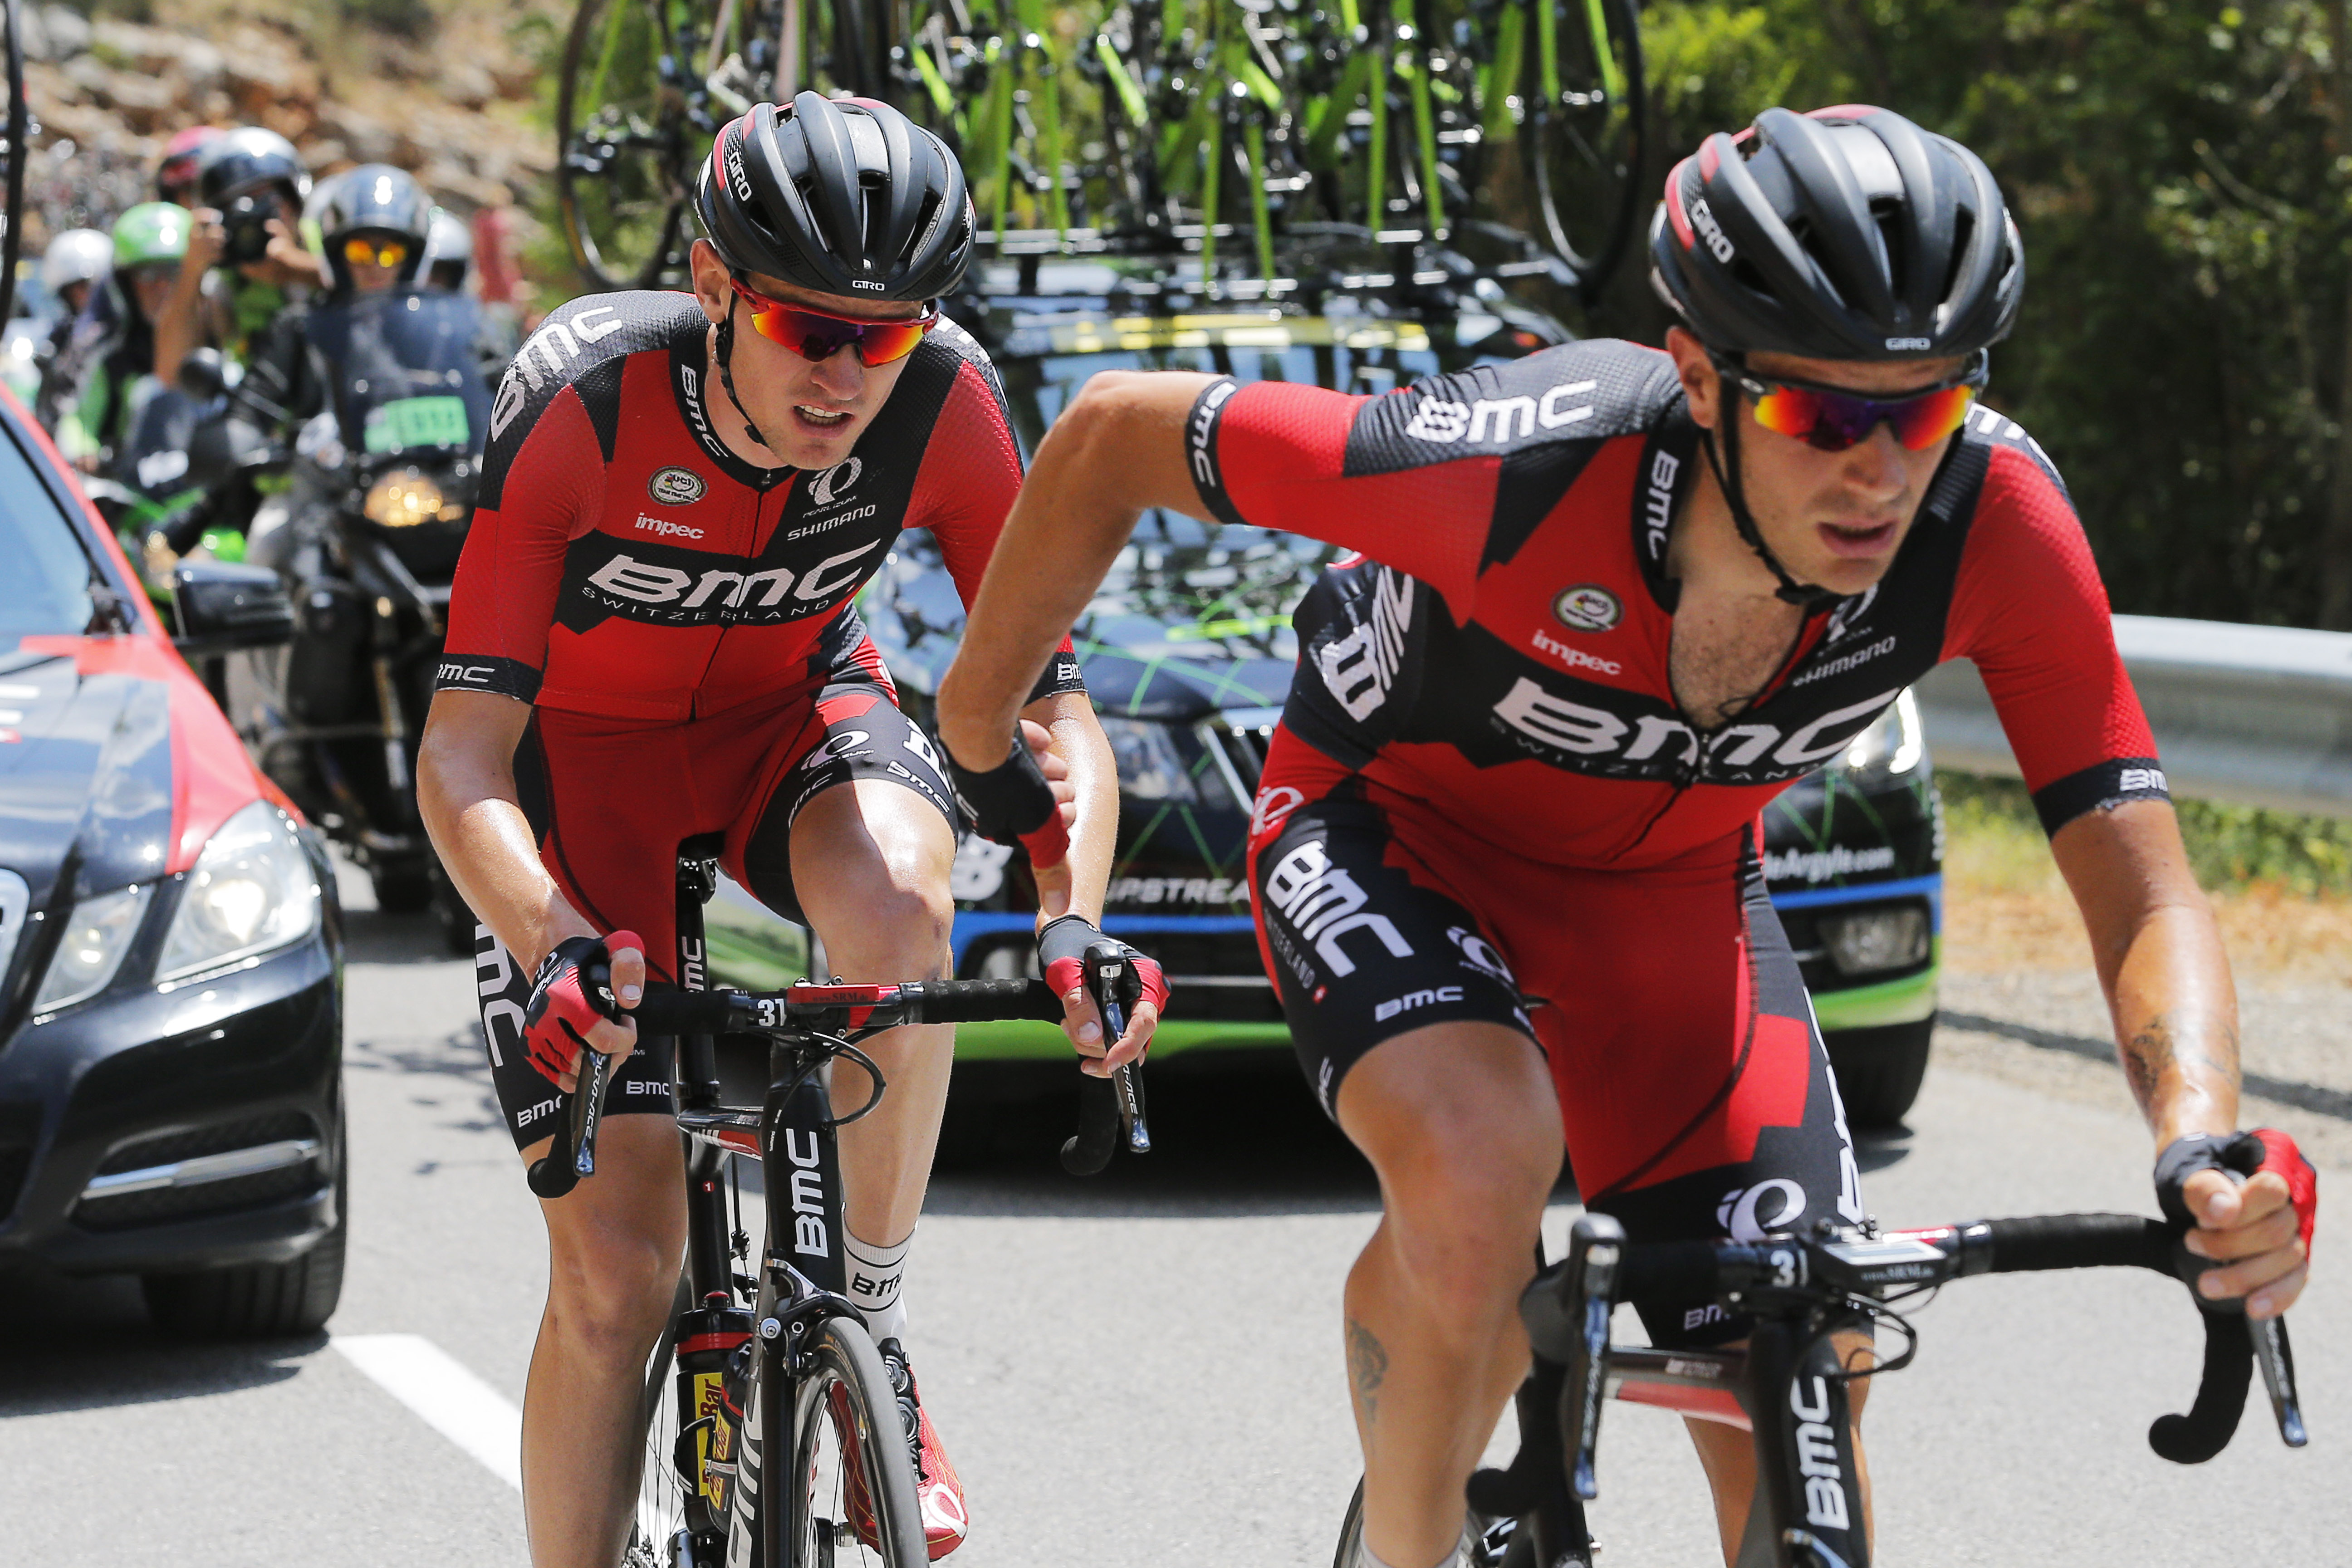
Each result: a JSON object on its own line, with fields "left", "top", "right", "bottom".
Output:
{"left": 631, "top": 977, "right": 1065, "bottom": 1035}
{"left": 1974, "top": 1214, "right": 2171, "bottom": 1275}
{"left": 1612, "top": 1240, "right": 1726, "bottom": 1302}
{"left": 2149, "top": 1313, "right": 2254, "bottom": 1464}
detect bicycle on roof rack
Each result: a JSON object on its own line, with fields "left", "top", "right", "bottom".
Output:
{"left": 531, "top": 841, "right": 1147, "bottom": 1568}
{"left": 1331, "top": 1210, "right": 2308, "bottom": 1568}
{"left": 554, "top": 0, "right": 1646, "bottom": 304}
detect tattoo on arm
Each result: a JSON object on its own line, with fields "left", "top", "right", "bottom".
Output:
{"left": 1346, "top": 1316, "right": 1388, "bottom": 1428}
{"left": 2120, "top": 1009, "right": 2238, "bottom": 1110}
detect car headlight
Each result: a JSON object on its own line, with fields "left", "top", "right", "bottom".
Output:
{"left": 1098, "top": 716, "right": 1199, "bottom": 802}
{"left": 157, "top": 801, "right": 321, "bottom": 985}
{"left": 363, "top": 466, "right": 458, "bottom": 527}
{"left": 33, "top": 885, "right": 155, "bottom": 1013}
{"left": 1841, "top": 688, "right": 1925, "bottom": 777}
{"left": 1818, "top": 904, "right": 1931, "bottom": 977}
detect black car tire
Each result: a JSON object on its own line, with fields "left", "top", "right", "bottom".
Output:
{"left": 141, "top": 1116, "right": 348, "bottom": 1340}
{"left": 1824, "top": 1015, "right": 1936, "bottom": 1131}
{"left": 370, "top": 858, "right": 434, "bottom": 915}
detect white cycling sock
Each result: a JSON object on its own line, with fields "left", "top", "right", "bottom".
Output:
{"left": 844, "top": 1226, "right": 911, "bottom": 1348}
{"left": 1354, "top": 1524, "right": 1473, "bottom": 1568}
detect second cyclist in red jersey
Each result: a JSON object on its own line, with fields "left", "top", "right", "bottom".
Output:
{"left": 419, "top": 93, "right": 1158, "bottom": 1568}
{"left": 937, "top": 103, "right": 2313, "bottom": 1568}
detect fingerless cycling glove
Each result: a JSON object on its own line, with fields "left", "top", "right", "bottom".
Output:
{"left": 523, "top": 931, "right": 638, "bottom": 1086}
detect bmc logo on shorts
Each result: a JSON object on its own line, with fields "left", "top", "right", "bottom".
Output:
{"left": 1374, "top": 985, "right": 1463, "bottom": 1022}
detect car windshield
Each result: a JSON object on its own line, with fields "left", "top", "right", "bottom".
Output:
{"left": 0, "top": 430, "right": 98, "bottom": 640}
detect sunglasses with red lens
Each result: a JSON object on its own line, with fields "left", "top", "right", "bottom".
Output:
{"left": 1718, "top": 354, "right": 1988, "bottom": 454}
{"left": 727, "top": 275, "right": 939, "bottom": 367}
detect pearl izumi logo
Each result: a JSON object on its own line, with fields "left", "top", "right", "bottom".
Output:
{"left": 808, "top": 457, "right": 862, "bottom": 507}
{"left": 1553, "top": 584, "right": 1622, "bottom": 632}
{"left": 648, "top": 466, "right": 706, "bottom": 506}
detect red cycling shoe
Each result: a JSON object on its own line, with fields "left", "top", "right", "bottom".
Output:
{"left": 834, "top": 1338, "right": 970, "bottom": 1559}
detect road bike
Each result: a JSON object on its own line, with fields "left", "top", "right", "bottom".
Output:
{"left": 528, "top": 838, "right": 1149, "bottom": 1567}
{"left": 1331, "top": 1210, "right": 2308, "bottom": 1568}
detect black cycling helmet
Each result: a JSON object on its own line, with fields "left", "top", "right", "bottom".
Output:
{"left": 1650, "top": 104, "right": 2023, "bottom": 362}
{"left": 196, "top": 126, "right": 311, "bottom": 210}
{"left": 318, "top": 164, "right": 432, "bottom": 292}
{"left": 696, "top": 92, "right": 973, "bottom": 302}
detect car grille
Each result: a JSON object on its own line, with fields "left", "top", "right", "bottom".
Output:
{"left": 74, "top": 1112, "right": 323, "bottom": 1232}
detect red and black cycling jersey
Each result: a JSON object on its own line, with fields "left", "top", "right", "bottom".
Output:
{"left": 1188, "top": 339, "right": 2166, "bottom": 868}
{"left": 437, "top": 290, "right": 1081, "bottom": 721}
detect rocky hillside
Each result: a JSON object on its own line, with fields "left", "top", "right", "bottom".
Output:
{"left": 20, "top": 0, "right": 560, "bottom": 258}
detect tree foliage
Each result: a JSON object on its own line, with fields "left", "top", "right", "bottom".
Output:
{"left": 1606, "top": 1, "right": 2352, "bottom": 627}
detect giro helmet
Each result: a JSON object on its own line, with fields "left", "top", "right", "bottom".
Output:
{"left": 318, "top": 164, "right": 431, "bottom": 291}
{"left": 697, "top": 92, "right": 973, "bottom": 301}
{"left": 1650, "top": 104, "right": 2023, "bottom": 362}
{"left": 41, "top": 229, "right": 113, "bottom": 296}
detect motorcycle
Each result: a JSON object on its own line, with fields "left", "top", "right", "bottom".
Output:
{"left": 230, "top": 288, "right": 492, "bottom": 950}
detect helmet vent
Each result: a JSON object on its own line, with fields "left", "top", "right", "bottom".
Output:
{"left": 901, "top": 190, "right": 943, "bottom": 270}
{"left": 1940, "top": 208, "right": 1976, "bottom": 305}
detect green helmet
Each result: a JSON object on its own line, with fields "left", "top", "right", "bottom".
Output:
{"left": 112, "top": 202, "right": 193, "bottom": 268}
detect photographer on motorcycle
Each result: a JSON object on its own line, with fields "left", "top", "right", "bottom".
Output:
{"left": 34, "top": 228, "right": 113, "bottom": 429}
{"left": 154, "top": 126, "right": 325, "bottom": 392}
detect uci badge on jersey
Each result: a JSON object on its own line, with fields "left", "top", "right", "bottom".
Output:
{"left": 1553, "top": 584, "right": 1622, "bottom": 632}
{"left": 649, "top": 466, "right": 707, "bottom": 507}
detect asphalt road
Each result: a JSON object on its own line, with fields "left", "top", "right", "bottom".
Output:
{"left": 2, "top": 873, "right": 2342, "bottom": 1566}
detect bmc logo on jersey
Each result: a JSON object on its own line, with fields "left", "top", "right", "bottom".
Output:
{"left": 1404, "top": 380, "right": 1596, "bottom": 444}
{"left": 648, "top": 466, "right": 706, "bottom": 506}
{"left": 808, "top": 457, "right": 862, "bottom": 507}
{"left": 492, "top": 305, "right": 626, "bottom": 441}
{"left": 1491, "top": 680, "right": 1901, "bottom": 781}
{"left": 584, "top": 539, "right": 882, "bottom": 615}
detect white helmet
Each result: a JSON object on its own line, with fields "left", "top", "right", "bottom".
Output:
{"left": 41, "top": 229, "right": 113, "bottom": 295}
{"left": 421, "top": 206, "right": 472, "bottom": 287}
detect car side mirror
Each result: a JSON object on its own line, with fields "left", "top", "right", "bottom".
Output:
{"left": 176, "top": 347, "right": 228, "bottom": 400}
{"left": 171, "top": 560, "right": 294, "bottom": 655}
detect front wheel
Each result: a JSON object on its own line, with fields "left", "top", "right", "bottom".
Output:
{"left": 789, "top": 1314, "right": 928, "bottom": 1566}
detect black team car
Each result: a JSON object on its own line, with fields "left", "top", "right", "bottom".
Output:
{"left": 708, "top": 256, "right": 1943, "bottom": 1131}
{"left": 0, "top": 387, "right": 346, "bottom": 1337}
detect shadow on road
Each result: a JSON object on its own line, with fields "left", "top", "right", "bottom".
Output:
{"left": 342, "top": 907, "right": 466, "bottom": 967}
{"left": 925, "top": 1051, "right": 1385, "bottom": 1218}
{"left": 0, "top": 1264, "right": 324, "bottom": 1415}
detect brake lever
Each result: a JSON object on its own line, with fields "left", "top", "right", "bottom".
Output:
{"left": 1557, "top": 1213, "right": 1625, "bottom": 1501}
{"left": 2250, "top": 1314, "right": 2307, "bottom": 1448}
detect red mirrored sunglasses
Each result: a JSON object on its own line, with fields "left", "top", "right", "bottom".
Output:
{"left": 1718, "top": 354, "right": 1988, "bottom": 453}
{"left": 727, "top": 275, "right": 939, "bottom": 367}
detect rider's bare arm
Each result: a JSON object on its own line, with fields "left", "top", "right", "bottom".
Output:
{"left": 418, "top": 689, "right": 641, "bottom": 1074}
{"left": 2051, "top": 800, "right": 2305, "bottom": 1316}
{"left": 937, "top": 371, "right": 1216, "bottom": 768}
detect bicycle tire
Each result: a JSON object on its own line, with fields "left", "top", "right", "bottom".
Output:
{"left": 0, "top": 0, "right": 24, "bottom": 328}
{"left": 788, "top": 1313, "right": 928, "bottom": 1566}
{"left": 1520, "top": 0, "right": 1646, "bottom": 300}
{"left": 1331, "top": 1476, "right": 1364, "bottom": 1568}
{"left": 626, "top": 1273, "right": 696, "bottom": 1567}
{"left": 555, "top": 0, "right": 695, "bottom": 291}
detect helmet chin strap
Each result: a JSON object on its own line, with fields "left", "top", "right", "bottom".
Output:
{"left": 713, "top": 295, "right": 770, "bottom": 452}
{"left": 1702, "top": 367, "right": 1849, "bottom": 612}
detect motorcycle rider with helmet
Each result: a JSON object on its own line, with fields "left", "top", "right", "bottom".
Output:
{"left": 34, "top": 228, "right": 113, "bottom": 425}
{"left": 52, "top": 203, "right": 190, "bottom": 473}
{"left": 155, "top": 124, "right": 224, "bottom": 208}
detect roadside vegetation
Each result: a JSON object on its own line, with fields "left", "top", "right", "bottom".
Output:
{"left": 1939, "top": 771, "right": 2352, "bottom": 978}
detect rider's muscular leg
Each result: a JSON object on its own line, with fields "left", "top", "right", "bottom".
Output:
{"left": 1335, "top": 1023, "right": 1563, "bottom": 1568}
{"left": 522, "top": 1115, "right": 687, "bottom": 1568}
{"left": 790, "top": 780, "right": 959, "bottom": 1248}
{"left": 1688, "top": 1331, "right": 1876, "bottom": 1567}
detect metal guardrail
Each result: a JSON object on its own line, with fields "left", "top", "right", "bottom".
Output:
{"left": 1916, "top": 615, "right": 2352, "bottom": 819}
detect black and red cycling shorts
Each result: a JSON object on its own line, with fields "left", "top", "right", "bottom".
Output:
{"left": 1246, "top": 729, "right": 1869, "bottom": 1348}
{"left": 472, "top": 664, "right": 958, "bottom": 1150}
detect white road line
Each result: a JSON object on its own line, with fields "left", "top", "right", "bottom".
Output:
{"left": 334, "top": 1333, "right": 523, "bottom": 1491}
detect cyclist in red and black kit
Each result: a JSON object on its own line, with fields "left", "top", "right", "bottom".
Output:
{"left": 935, "top": 105, "right": 2315, "bottom": 1568}
{"left": 418, "top": 93, "right": 1160, "bottom": 1568}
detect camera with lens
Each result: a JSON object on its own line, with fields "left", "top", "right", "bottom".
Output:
{"left": 219, "top": 191, "right": 284, "bottom": 266}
